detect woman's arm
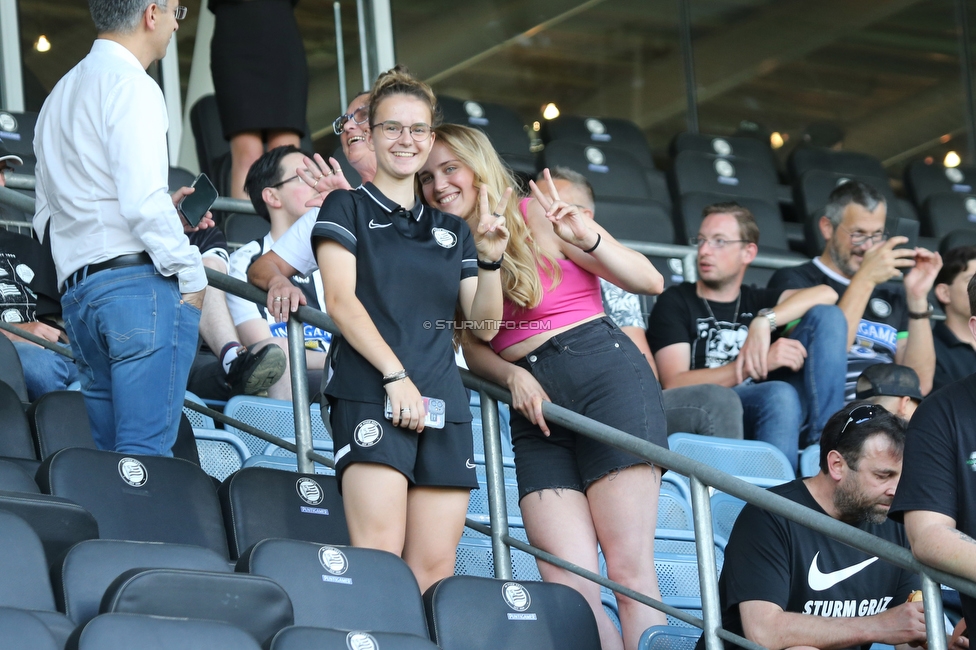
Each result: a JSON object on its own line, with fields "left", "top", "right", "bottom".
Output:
{"left": 316, "top": 239, "right": 426, "bottom": 432}
{"left": 457, "top": 185, "right": 511, "bottom": 341}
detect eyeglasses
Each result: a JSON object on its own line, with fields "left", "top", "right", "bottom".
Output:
{"left": 332, "top": 106, "right": 369, "bottom": 135}
{"left": 371, "top": 121, "right": 433, "bottom": 142}
{"left": 691, "top": 236, "right": 749, "bottom": 249}
{"left": 837, "top": 224, "right": 887, "bottom": 248}
{"left": 173, "top": 5, "right": 187, "bottom": 20}
{"left": 269, "top": 173, "right": 304, "bottom": 189}
{"left": 840, "top": 404, "right": 881, "bottom": 436}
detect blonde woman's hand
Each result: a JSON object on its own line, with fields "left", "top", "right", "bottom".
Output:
{"left": 472, "top": 184, "right": 511, "bottom": 263}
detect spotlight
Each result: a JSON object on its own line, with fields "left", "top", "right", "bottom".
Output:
{"left": 35, "top": 35, "right": 51, "bottom": 53}
{"left": 945, "top": 151, "right": 961, "bottom": 168}
{"left": 542, "top": 103, "right": 560, "bottom": 120}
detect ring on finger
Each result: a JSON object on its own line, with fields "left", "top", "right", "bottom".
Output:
{"left": 274, "top": 297, "right": 283, "bottom": 302}
{"left": 492, "top": 212, "right": 504, "bottom": 218}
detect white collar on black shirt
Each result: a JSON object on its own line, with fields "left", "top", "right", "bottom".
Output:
{"left": 812, "top": 257, "right": 851, "bottom": 286}
{"left": 360, "top": 182, "right": 424, "bottom": 222}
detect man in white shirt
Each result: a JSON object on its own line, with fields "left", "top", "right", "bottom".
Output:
{"left": 226, "top": 145, "right": 327, "bottom": 400}
{"left": 33, "top": 0, "right": 207, "bottom": 456}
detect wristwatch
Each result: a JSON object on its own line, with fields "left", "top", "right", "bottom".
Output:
{"left": 757, "top": 308, "right": 777, "bottom": 329}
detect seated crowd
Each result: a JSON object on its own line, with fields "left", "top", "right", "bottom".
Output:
{"left": 3, "top": 1, "right": 976, "bottom": 647}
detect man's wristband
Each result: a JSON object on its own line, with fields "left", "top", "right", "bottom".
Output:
{"left": 382, "top": 369, "right": 409, "bottom": 385}
{"left": 477, "top": 254, "right": 504, "bottom": 271}
{"left": 908, "top": 309, "right": 933, "bottom": 320}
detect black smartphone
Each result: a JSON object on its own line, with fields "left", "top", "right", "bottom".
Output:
{"left": 893, "top": 217, "right": 919, "bottom": 251}
{"left": 177, "top": 173, "right": 218, "bottom": 227}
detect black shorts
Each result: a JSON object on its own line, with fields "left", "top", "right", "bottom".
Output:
{"left": 510, "top": 317, "right": 668, "bottom": 501}
{"left": 329, "top": 398, "right": 478, "bottom": 490}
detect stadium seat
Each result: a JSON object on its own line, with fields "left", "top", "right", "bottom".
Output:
{"left": 662, "top": 472, "right": 692, "bottom": 503}
{"left": 469, "top": 463, "right": 521, "bottom": 523}
{"left": 541, "top": 140, "right": 656, "bottom": 202}
{"left": 904, "top": 159, "right": 976, "bottom": 209}
{"left": 670, "top": 150, "right": 778, "bottom": 202}
{"left": 27, "top": 391, "right": 96, "bottom": 460}
{"left": 0, "top": 335, "right": 29, "bottom": 405}
{"left": 456, "top": 526, "right": 542, "bottom": 582}
{"left": 677, "top": 192, "right": 793, "bottom": 254}
{"left": 0, "top": 606, "right": 59, "bottom": 650}
{"left": 223, "top": 395, "right": 332, "bottom": 457}
{"left": 242, "top": 454, "right": 335, "bottom": 474}
{"left": 218, "top": 467, "right": 349, "bottom": 559}
{"left": 0, "top": 458, "right": 39, "bottom": 492}
{"left": 544, "top": 115, "right": 655, "bottom": 170}
{"left": 595, "top": 199, "right": 676, "bottom": 244}
{"left": 0, "top": 381, "right": 36, "bottom": 460}
{"left": 224, "top": 213, "right": 270, "bottom": 246}
{"left": 74, "top": 613, "right": 261, "bottom": 650}
{"left": 38, "top": 447, "right": 229, "bottom": 557}
{"left": 921, "top": 192, "right": 976, "bottom": 240}
{"left": 438, "top": 96, "right": 535, "bottom": 179}
{"left": 799, "top": 444, "right": 821, "bottom": 478}
{"left": 100, "top": 568, "right": 292, "bottom": 646}
{"left": 788, "top": 147, "right": 887, "bottom": 183}
{"left": 940, "top": 228, "right": 976, "bottom": 254}
{"left": 238, "top": 538, "right": 429, "bottom": 637}
{"left": 193, "top": 428, "right": 249, "bottom": 481}
{"left": 424, "top": 575, "right": 601, "bottom": 650}
{"left": 183, "top": 391, "right": 216, "bottom": 429}
{"left": 638, "top": 625, "right": 703, "bottom": 650}
{"left": 0, "top": 491, "right": 98, "bottom": 563}
{"left": 270, "top": 626, "right": 440, "bottom": 650}
{"left": 171, "top": 412, "right": 204, "bottom": 468}
{"left": 667, "top": 433, "right": 795, "bottom": 486}
{"left": 709, "top": 492, "right": 746, "bottom": 544}
{"left": 56, "top": 539, "right": 231, "bottom": 627}
{"left": 671, "top": 132, "right": 779, "bottom": 182}
{"left": 168, "top": 166, "right": 195, "bottom": 192}
{"left": 0, "top": 110, "right": 38, "bottom": 173}
{"left": 189, "top": 95, "right": 233, "bottom": 197}
{"left": 255, "top": 437, "right": 335, "bottom": 472}
{"left": 658, "top": 482, "right": 694, "bottom": 531}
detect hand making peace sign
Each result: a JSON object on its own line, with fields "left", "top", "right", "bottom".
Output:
{"left": 472, "top": 183, "right": 512, "bottom": 263}
{"left": 528, "top": 168, "right": 599, "bottom": 252}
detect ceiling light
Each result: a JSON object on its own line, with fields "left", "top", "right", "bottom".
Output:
{"left": 945, "top": 151, "right": 961, "bottom": 168}
{"left": 542, "top": 103, "right": 560, "bottom": 120}
{"left": 770, "top": 132, "right": 784, "bottom": 149}
{"left": 35, "top": 35, "right": 51, "bottom": 53}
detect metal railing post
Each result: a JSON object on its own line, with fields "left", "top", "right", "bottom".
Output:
{"left": 921, "top": 575, "right": 948, "bottom": 650}
{"left": 480, "top": 390, "right": 513, "bottom": 579}
{"left": 287, "top": 316, "right": 314, "bottom": 474}
{"left": 691, "top": 476, "right": 724, "bottom": 650}
{"left": 683, "top": 251, "right": 698, "bottom": 282}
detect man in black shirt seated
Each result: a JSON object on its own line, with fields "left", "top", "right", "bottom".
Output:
{"left": 932, "top": 245, "right": 976, "bottom": 392}
{"left": 711, "top": 403, "right": 937, "bottom": 650}
{"left": 768, "top": 181, "right": 941, "bottom": 399}
{"left": 647, "top": 202, "right": 845, "bottom": 468}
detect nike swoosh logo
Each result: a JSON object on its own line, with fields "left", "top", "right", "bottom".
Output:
{"left": 807, "top": 552, "right": 879, "bottom": 591}
{"left": 465, "top": 459, "right": 476, "bottom": 469}
{"left": 368, "top": 220, "right": 392, "bottom": 229}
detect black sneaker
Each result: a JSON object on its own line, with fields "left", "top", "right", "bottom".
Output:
{"left": 225, "top": 345, "right": 287, "bottom": 396}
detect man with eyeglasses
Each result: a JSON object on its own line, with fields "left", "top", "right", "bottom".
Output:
{"left": 769, "top": 180, "right": 942, "bottom": 399}
{"left": 32, "top": 0, "right": 208, "bottom": 455}
{"left": 647, "top": 202, "right": 846, "bottom": 469}
{"left": 705, "top": 402, "right": 953, "bottom": 650}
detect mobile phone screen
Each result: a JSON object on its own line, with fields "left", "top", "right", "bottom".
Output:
{"left": 178, "top": 173, "right": 218, "bottom": 227}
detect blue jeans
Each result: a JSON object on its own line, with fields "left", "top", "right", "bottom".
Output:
{"left": 732, "top": 380, "right": 802, "bottom": 470}
{"left": 771, "top": 304, "right": 848, "bottom": 446}
{"left": 61, "top": 264, "right": 201, "bottom": 456}
{"left": 13, "top": 341, "right": 79, "bottom": 402}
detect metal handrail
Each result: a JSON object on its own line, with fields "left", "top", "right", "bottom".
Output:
{"left": 2, "top": 175, "right": 971, "bottom": 650}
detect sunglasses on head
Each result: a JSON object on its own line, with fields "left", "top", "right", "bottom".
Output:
{"left": 840, "top": 404, "right": 881, "bottom": 436}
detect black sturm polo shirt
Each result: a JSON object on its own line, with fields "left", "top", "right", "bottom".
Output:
{"left": 311, "top": 183, "right": 477, "bottom": 422}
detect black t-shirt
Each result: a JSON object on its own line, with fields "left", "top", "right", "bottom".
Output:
{"left": 711, "top": 479, "right": 919, "bottom": 650}
{"left": 311, "top": 183, "right": 477, "bottom": 422}
{"left": 645, "top": 282, "right": 781, "bottom": 369}
{"left": 932, "top": 322, "right": 976, "bottom": 392}
{"left": 889, "top": 373, "right": 976, "bottom": 628}
{"left": 0, "top": 229, "right": 61, "bottom": 326}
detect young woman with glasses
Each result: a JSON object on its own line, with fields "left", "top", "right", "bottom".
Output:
{"left": 310, "top": 67, "right": 509, "bottom": 593}
{"left": 419, "top": 124, "right": 669, "bottom": 650}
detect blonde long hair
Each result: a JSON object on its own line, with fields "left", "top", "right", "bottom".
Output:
{"left": 427, "top": 124, "right": 560, "bottom": 308}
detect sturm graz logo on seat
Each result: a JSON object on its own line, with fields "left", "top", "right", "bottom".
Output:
{"left": 502, "top": 582, "right": 531, "bottom": 611}
{"left": 346, "top": 631, "right": 379, "bottom": 650}
{"left": 296, "top": 478, "right": 323, "bottom": 505}
{"left": 118, "top": 458, "right": 148, "bottom": 487}
{"left": 319, "top": 546, "right": 349, "bottom": 575}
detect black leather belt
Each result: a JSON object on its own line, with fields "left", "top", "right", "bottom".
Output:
{"left": 63, "top": 252, "right": 154, "bottom": 292}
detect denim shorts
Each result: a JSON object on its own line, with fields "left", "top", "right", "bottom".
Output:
{"left": 510, "top": 317, "right": 668, "bottom": 501}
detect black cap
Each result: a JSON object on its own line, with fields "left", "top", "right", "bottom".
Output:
{"left": 855, "top": 364, "right": 923, "bottom": 401}
{"left": 0, "top": 139, "right": 23, "bottom": 168}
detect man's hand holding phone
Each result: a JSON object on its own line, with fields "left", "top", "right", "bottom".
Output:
{"left": 173, "top": 174, "right": 219, "bottom": 231}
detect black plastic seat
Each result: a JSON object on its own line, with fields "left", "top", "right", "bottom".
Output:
{"left": 38, "top": 447, "right": 228, "bottom": 557}
{"left": 594, "top": 199, "right": 675, "bottom": 244}
{"left": 905, "top": 159, "right": 976, "bottom": 209}
{"left": 670, "top": 150, "right": 778, "bottom": 202}
{"left": 677, "top": 192, "right": 791, "bottom": 253}
{"left": 0, "top": 110, "right": 38, "bottom": 173}
{"left": 0, "top": 490, "right": 98, "bottom": 563}
{"left": 0, "top": 381, "right": 36, "bottom": 460}
{"left": 0, "top": 458, "right": 40, "bottom": 492}
{"left": 922, "top": 193, "right": 976, "bottom": 240}
{"left": 73, "top": 613, "right": 261, "bottom": 650}
{"left": 540, "top": 140, "right": 655, "bottom": 202}
{"left": 56, "top": 539, "right": 232, "bottom": 627}
{"left": 27, "top": 391, "right": 96, "bottom": 460}
{"left": 100, "top": 568, "right": 292, "bottom": 645}
{"left": 0, "top": 336, "right": 30, "bottom": 407}
{"left": 788, "top": 147, "right": 887, "bottom": 183}
{"left": 544, "top": 114, "right": 655, "bottom": 170}
{"left": 940, "top": 228, "right": 976, "bottom": 254}
{"left": 270, "top": 626, "right": 439, "bottom": 649}
{"left": 671, "top": 132, "right": 779, "bottom": 182}
{"left": 238, "top": 538, "right": 428, "bottom": 636}
{"left": 0, "top": 606, "right": 59, "bottom": 650}
{"left": 224, "top": 213, "right": 271, "bottom": 246}
{"left": 438, "top": 96, "right": 535, "bottom": 179}
{"left": 424, "top": 575, "right": 601, "bottom": 650}
{"left": 219, "top": 467, "right": 349, "bottom": 559}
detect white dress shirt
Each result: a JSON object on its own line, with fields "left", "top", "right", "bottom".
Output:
{"left": 33, "top": 39, "right": 206, "bottom": 292}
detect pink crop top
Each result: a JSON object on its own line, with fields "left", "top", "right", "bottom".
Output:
{"left": 490, "top": 198, "right": 603, "bottom": 352}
